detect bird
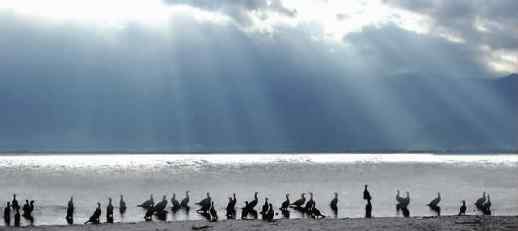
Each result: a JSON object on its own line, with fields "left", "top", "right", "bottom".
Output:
{"left": 119, "top": 195, "right": 127, "bottom": 215}
{"left": 171, "top": 193, "right": 181, "bottom": 212}
{"left": 248, "top": 192, "right": 259, "bottom": 209}
{"left": 365, "top": 199, "right": 372, "bottom": 218}
{"left": 154, "top": 195, "right": 168, "bottom": 213}
{"left": 261, "top": 197, "right": 269, "bottom": 217}
{"left": 330, "top": 192, "right": 338, "bottom": 217}
{"left": 196, "top": 192, "right": 212, "bottom": 213}
{"left": 458, "top": 200, "right": 467, "bottom": 216}
{"left": 290, "top": 193, "right": 306, "bottom": 208}
{"left": 180, "top": 191, "right": 190, "bottom": 209}
{"left": 309, "top": 202, "right": 325, "bottom": 219}
{"left": 475, "top": 192, "right": 486, "bottom": 212}
{"left": 265, "top": 204, "right": 275, "bottom": 222}
{"left": 138, "top": 194, "right": 154, "bottom": 209}
{"left": 209, "top": 202, "right": 218, "bottom": 222}
{"left": 427, "top": 192, "right": 441, "bottom": 216}
{"left": 280, "top": 193, "right": 290, "bottom": 211}
{"left": 84, "top": 202, "right": 102, "bottom": 224}
{"left": 482, "top": 194, "right": 491, "bottom": 215}
{"left": 4, "top": 202, "right": 11, "bottom": 226}
{"left": 106, "top": 198, "right": 114, "bottom": 223}
{"left": 226, "top": 194, "right": 237, "bottom": 219}
{"left": 304, "top": 192, "right": 315, "bottom": 214}
{"left": 396, "top": 190, "right": 403, "bottom": 212}
{"left": 11, "top": 194, "right": 19, "bottom": 211}
{"left": 66, "top": 197, "right": 74, "bottom": 225}
{"left": 363, "top": 185, "right": 372, "bottom": 201}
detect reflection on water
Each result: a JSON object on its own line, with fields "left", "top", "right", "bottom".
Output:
{"left": 0, "top": 154, "right": 517, "bottom": 226}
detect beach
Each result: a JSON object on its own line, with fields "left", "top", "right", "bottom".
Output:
{"left": 2, "top": 216, "right": 517, "bottom": 231}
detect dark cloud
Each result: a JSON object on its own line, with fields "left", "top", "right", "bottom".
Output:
{"left": 163, "top": 0, "right": 296, "bottom": 24}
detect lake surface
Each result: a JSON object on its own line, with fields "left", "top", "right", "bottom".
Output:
{"left": 0, "top": 154, "right": 517, "bottom": 226}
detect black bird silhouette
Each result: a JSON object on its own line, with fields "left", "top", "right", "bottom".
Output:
{"left": 363, "top": 185, "right": 372, "bottom": 201}
{"left": 66, "top": 197, "right": 74, "bottom": 225}
{"left": 4, "top": 202, "right": 11, "bottom": 226}
{"left": 265, "top": 204, "right": 275, "bottom": 222}
{"left": 248, "top": 192, "right": 259, "bottom": 209}
{"left": 309, "top": 202, "right": 325, "bottom": 219}
{"left": 395, "top": 190, "right": 404, "bottom": 213}
{"left": 290, "top": 193, "right": 306, "bottom": 208}
{"left": 196, "top": 192, "right": 211, "bottom": 213}
{"left": 209, "top": 202, "right": 218, "bottom": 222}
{"left": 475, "top": 192, "right": 486, "bottom": 212}
{"left": 427, "top": 192, "right": 441, "bottom": 216}
{"left": 261, "top": 197, "right": 269, "bottom": 218}
{"left": 107, "top": 198, "right": 114, "bottom": 223}
{"left": 180, "top": 191, "right": 190, "bottom": 209}
{"left": 171, "top": 193, "right": 181, "bottom": 212}
{"left": 154, "top": 195, "right": 168, "bottom": 213}
{"left": 85, "top": 202, "right": 102, "bottom": 224}
{"left": 365, "top": 199, "right": 372, "bottom": 218}
{"left": 138, "top": 194, "right": 154, "bottom": 209}
{"left": 330, "top": 192, "right": 338, "bottom": 217}
{"left": 119, "top": 195, "right": 127, "bottom": 215}
{"left": 304, "top": 192, "right": 315, "bottom": 214}
{"left": 280, "top": 193, "right": 290, "bottom": 211}
{"left": 458, "top": 200, "right": 467, "bottom": 216}
{"left": 12, "top": 194, "right": 19, "bottom": 211}
{"left": 482, "top": 194, "right": 491, "bottom": 215}
{"left": 14, "top": 208, "right": 20, "bottom": 227}
{"left": 226, "top": 193, "right": 237, "bottom": 219}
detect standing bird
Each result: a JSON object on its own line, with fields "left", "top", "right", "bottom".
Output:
{"left": 458, "top": 200, "right": 467, "bottom": 216}
{"left": 401, "top": 192, "right": 411, "bottom": 218}
{"left": 209, "top": 202, "right": 218, "bottom": 222}
{"left": 106, "top": 198, "right": 114, "bottom": 224}
{"left": 330, "top": 192, "right": 338, "bottom": 217}
{"left": 23, "top": 200, "right": 35, "bottom": 225}
{"left": 12, "top": 194, "right": 19, "bottom": 211}
{"left": 482, "top": 194, "right": 491, "bottom": 215}
{"left": 395, "top": 190, "right": 403, "bottom": 213}
{"left": 304, "top": 192, "right": 315, "bottom": 214}
{"left": 365, "top": 199, "right": 372, "bottom": 218}
{"left": 290, "top": 193, "right": 306, "bottom": 208}
{"left": 226, "top": 193, "right": 237, "bottom": 219}
{"left": 171, "top": 193, "right": 181, "bottom": 213}
{"left": 363, "top": 185, "right": 372, "bottom": 201}
{"left": 261, "top": 197, "right": 269, "bottom": 219}
{"left": 84, "top": 202, "right": 101, "bottom": 224}
{"left": 154, "top": 195, "right": 168, "bottom": 213}
{"left": 196, "top": 192, "right": 211, "bottom": 213}
{"left": 119, "top": 195, "right": 127, "bottom": 216}
{"left": 138, "top": 194, "right": 154, "bottom": 210}
{"left": 265, "top": 204, "right": 275, "bottom": 222}
{"left": 180, "top": 191, "right": 190, "bottom": 210}
{"left": 427, "top": 192, "right": 441, "bottom": 216}
{"left": 14, "top": 208, "right": 20, "bottom": 227}
{"left": 66, "top": 197, "right": 74, "bottom": 225}
{"left": 280, "top": 193, "right": 290, "bottom": 211}
{"left": 475, "top": 192, "right": 486, "bottom": 212}
{"left": 248, "top": 192, "right": 259, "bottom": 210}
{"left": 4, "top": 202, "right": 11, "bottom": 226}
{"left": 309, "top": 202, "right": 325, "bottom": 219}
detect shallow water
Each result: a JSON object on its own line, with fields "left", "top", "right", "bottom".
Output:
{"left": 0, "top": 154, "right": 517, "bottom": 226}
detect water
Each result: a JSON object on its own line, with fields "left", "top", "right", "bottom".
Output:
{"left": 0, "top": 154, "right": 517, "bottom": 226}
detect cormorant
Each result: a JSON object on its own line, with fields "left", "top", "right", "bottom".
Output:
{"left": 209, "top": 202, "right": 218, "bottom": 222}
{"left": 14, "top": 209, "right": 20, "bottom": 227}
{"left": 23, "top": 200, "right": 34, "bottom": 225}
{"left": 171, "top": 193, "right": 181, "bottom": 213}
{"left": 107, "top": 198, "right": 114, "bottom": 223}
{"left": 304, "top": 192, "right": 315, "bottom": 214}
{"left": 290, "top": 193, "right": 306, "bottom": 208}
{"left": 138, "top": 194, "right": 154, "bottom": 210}
{"left": 84, "top": 202, "right": 102, "bottom": 224}
{"left": 12, "top": 194, "right": 19, "bottom": 211}
{"left": 458, "top": 200, "right": 466, "bottom": 216}
{"left": 180, "top": 191, "right": 190, "bottom": 210}
{"left": 400, "top": 192, "right": 410, "bottom": 218}
{"left": 248, "top": 192, "right": 259, "bottom": 209}
{"left": 475, "top": 192, "right": 486, "bottom": 212}
{"left": 363, "top": 185, "right": 372, "bottom": 201}
{"left": 261, "top": 197, "right": 269, "bottom": 218}
{"left": 226, "top": 193, "right": 237, "bottom": 219}
{"left": 119, "top": 195, "right": 127, "bottom": 216}
{"left": 265, "top": 204, "right": 275, "bottom": 222}
{"left": 309, "top": 202, "right": 325, "bottom": 219}
{"left": 396, "top": 190, "right": 403, "bottom": 213}
{"left": 365, "top": 199, "right": 372, "bottom": 218}
{"left": 66, "top": 197, "right": 74, "bottom": 225}
{"left": 241, "top": 201, "right": 249, "bottom": 219}
{"left": 280, "top": 193, "right": 290, "bottom": 211}
{"left": 144, "top": 206, "right": 154, "bottom": 222}
{"left": 330, "top": 192, "right": 338, "bottom": 217}
{"left": 482, "top": 194, "right": 491, "bottom": 215}
{"left": 154, "top": 195, "right": 168, "bottom": 213}
{"left": 4, "top": 202, "right": 10, "bottom": 226}
{"left": 196, "top": 192, "right": 212, "bottom": 213}
{"left": 427, "top": 192, "right": 441, "bottom": 216}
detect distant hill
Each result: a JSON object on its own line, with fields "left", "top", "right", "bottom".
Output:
{"left": 0, "top": 74, "right": 517, "bottom": 154}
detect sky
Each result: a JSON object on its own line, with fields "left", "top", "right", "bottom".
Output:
{"left": 0, "top": 0, "right": 517, "bottom": 152}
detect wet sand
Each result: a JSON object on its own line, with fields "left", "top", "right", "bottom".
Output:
{"left": 4, "top": 216, "right": 518, "bottom": 231}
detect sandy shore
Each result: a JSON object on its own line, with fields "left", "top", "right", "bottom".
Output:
{"left": 3, "top": 216, "right": 517, "bottom": 231}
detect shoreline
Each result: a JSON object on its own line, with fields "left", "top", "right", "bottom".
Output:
{"left": 3, "top": 216, "right": 518, "bottom": 231}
